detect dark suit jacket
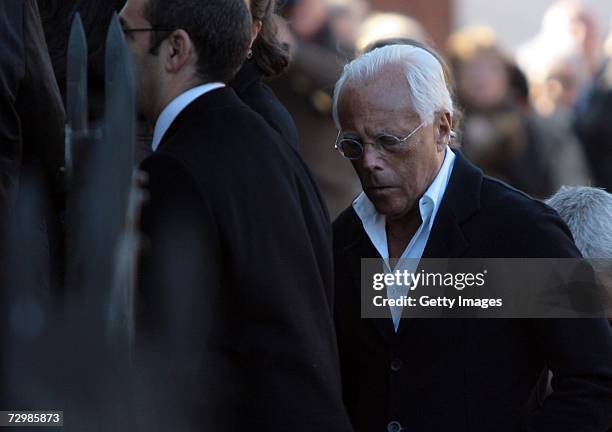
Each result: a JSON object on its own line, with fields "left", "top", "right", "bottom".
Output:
{"left": 134, "top": 61, "right": 301, "bottom": 165}
{"left": 0, "top": 0, "right": 64, "bottom": 235}
{"left": 0, "top": 0, "right": 64, "bottom": 408}
{"left": 137, "top": 87, "right": 352, "bottom": 431}
{"left": 230, "top": 60, "right": 300, "bottom": 150}
{"left": 333, "top": 151, "right": 612, "bottom": 432}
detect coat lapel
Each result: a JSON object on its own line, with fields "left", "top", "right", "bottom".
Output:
{"left": 396, "top": 151, "right": 482, "bottom": 337}
{"left": 342, "top": 219, "right": 397, "bottom": 343}
{"left": 422, "top": 150, "right": 482, "bottom": 260}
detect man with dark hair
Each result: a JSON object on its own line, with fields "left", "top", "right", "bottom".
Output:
{"left": 119, "top": 0, "right": 352, "bottom": 430}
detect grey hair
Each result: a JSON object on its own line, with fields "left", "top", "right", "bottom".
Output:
{"left": 546, "top": 186, "right": 612, "bottom": 259}
{"left": 332, "top": 44, "right": 453, "bottom": 128}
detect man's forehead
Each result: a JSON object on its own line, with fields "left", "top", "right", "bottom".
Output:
{"left": 339, "top": 65, "right": 415, "bottom": 116}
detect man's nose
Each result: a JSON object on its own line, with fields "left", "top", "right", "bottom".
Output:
{"left": 359, "top": 143, "right": 384, "bottom": 172}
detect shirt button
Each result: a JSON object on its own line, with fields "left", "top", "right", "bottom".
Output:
{"left": 387, "top": 420, "right": 403, "bottom": 432}
{"left": 390, "top": 358, "right": 403, "bottom": 372}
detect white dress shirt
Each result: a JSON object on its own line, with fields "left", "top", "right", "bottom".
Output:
{"left": 353, "top": 147, "right": 456, "bottom": 330}
{"left": 151, "top": 82, "right": 225, "bottom": 152}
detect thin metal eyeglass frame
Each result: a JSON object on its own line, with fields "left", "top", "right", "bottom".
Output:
{"left": 334, "top": 120, "right": 428, "bottom": 160}
{"left": 121, "top": 27, "right": 178, "bottom": 55}
{"left": 121, "top": 27, "right": 176, "bottom": 34}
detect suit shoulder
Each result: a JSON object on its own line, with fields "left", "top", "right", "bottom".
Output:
{"left": 480, "top": 175, "right": 554, "bottom": 219}
{"left": 477, "top": 176, "right": 579, "bottom": 257}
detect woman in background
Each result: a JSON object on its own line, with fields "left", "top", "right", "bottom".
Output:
{"left": 231, "top": 0, "right": 300, "bottom": 149}
{"left": 447, "top": 26, "right": 556, "bottom": 198}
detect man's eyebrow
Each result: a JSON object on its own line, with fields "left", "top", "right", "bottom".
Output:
{"left": 341, "top": 131, "right": 360, "bottom": 139}
{"left": 374, "top": 129, "right": 399, "bottom": 137}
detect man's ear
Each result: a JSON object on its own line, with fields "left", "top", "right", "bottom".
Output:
{"left": 164, "top": 29, "right": 194, "bottom": 73}
{"left": 436, "top": 111, "right": 453, "bottom": 151}
{"left": 250, "top": 19, "right": 262, "bottom": 48}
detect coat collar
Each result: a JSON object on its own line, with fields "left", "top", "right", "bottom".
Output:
{"left": 421, "top": 150, "right": 482, "bottom": 259}
{"left": 155, "top": 87, "right": 243, "bottom": 152}
{"left": 229, "top": 60, "right": 263, "bottom": 95}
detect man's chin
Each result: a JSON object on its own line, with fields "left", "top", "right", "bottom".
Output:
{"left": 369, "top": 198, "right": 405, "bottom": 219}
{"left": 367, "top": 195, "right": 416, "bottom": 221}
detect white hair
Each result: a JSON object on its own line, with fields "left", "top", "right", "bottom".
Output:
{"left": 546, "top": 186, "right": 612, "bottom": 259}
{"left": 332, "top": 44, "right": 453, "bottom": 128}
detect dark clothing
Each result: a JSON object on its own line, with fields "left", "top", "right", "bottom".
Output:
{"left": 269, "top": 37, "right": 362, "bottom": 218}
{"left": 134, "top": 61, "right": 300, "bottom": 165}
{"left": 459, "top": 104, "right": 558, "bottom": 199}
{"left": 230, "top": 60, "right": 299, "bottom": 150}
{"left": 0, "top": 0, "right": 64, "bottom": 408}
{"left": 0, "top": 0, "right": 64, "bottom": 286}
{"left": 0, "top": 0, "right": 64, "bottom": 229}
{"left": 138, "top": 87, "right": 352, "bottom": 432}
{"left": 333, "top": 151, "right": 612, "bottom": 432}
{"left": 574, "top": 59, "right": 612, "bottom": 192}
{"left": 38, "top": 0, "right": 126, "bottom": 121}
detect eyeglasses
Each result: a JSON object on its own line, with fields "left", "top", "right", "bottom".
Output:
{"left": 121, "top": 27, "right": 176, "bottom": 36}
{"left": 335, "top": 120, "right": 427, "bottom": 160}
{"left": 121, "top": 27, "right": 177, "bottom": 54}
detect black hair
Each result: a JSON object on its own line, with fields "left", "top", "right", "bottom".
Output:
{"left": 144, "top": 0, "right": 252, "bottom": 83}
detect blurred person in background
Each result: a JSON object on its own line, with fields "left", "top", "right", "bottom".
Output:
{"left": 547, "top": 187, "right": 612, "bottom": 320}
{"left": 547, "top": 185, "right": 612, "bottom": 279}
{"left": 574, "top": 20, "right": 612, "bottom": 192}
{"left": 540, "top": 50, "right": 590, "bottom": 115}
{"left": 448, "top": 26, "right": 554, "bottom": 198}
{"left": 271, "top": 0, "right": 362, "bottom": 217}
{"left": 547, "top": 186, "right": 612, "bottom": 313}
{"left": 518, "top": 0, "right": 602, "bottom": 190}
{"left": 517, "top": 42, "right": 593, "bottom": 189}
{"left": 229, "top": 0, "right": 300, "bottom": 149}
{"left": 1, "top": 0, "right": 65, "bottom": 409}
{"left": 536, "top": 48, "right": 593, "bottom": 188}
{"left": 540, "top": 0, "right": 603, "bottom": 78}
{"left": 0, "top": 0, "right": 65, "bottom": 294}
{"left": 534, "top": 186, "right": 612, "bottom": 404}
{"left": 327, "top": 0, "right": 369, "bottom": 57}
{"left": 534, "top": 185, "right": 612, "bottom": 402}
{"left": 354, "top": 12, "right": 427, "bottom": 55}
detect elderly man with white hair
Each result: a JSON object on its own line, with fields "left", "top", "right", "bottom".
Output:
{"left": 547, "top": 186, "right": 612, "bottom": 298}
{"left": 530, "top": 186, "right": 612, "bottom": 406}
{"left": 331, "top": 44, "right": 612, "bottom": 432}
{"left": 547, "top": 186, "right": 612, "bottom": 260}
